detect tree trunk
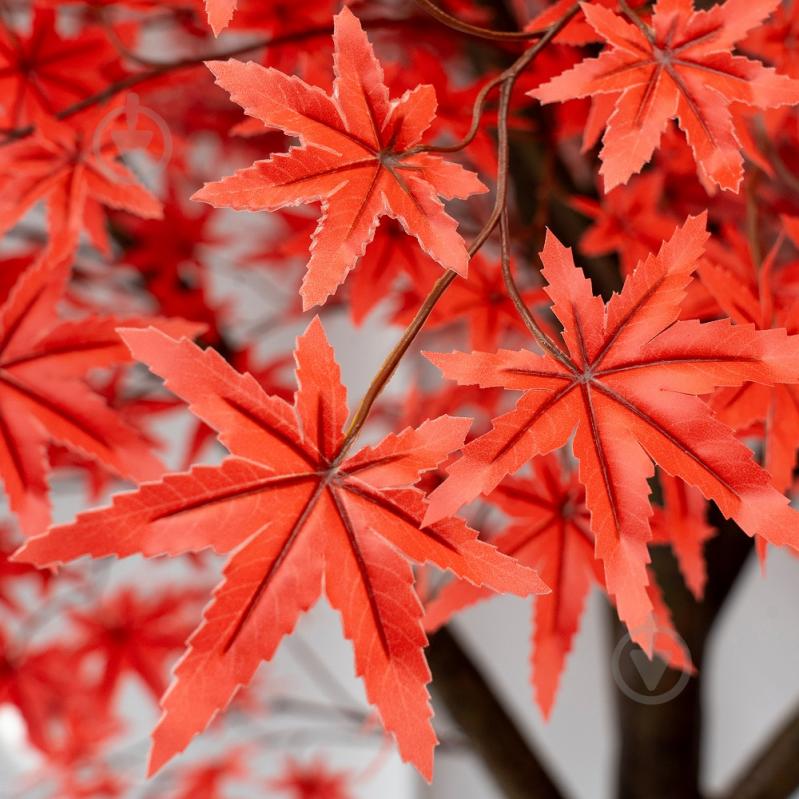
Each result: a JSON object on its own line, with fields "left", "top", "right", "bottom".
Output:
{"left": 612, "top": 508, "right": 753, "bottom": 798}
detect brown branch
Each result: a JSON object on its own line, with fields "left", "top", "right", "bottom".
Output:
{"left": 745, "top": 172, "right": 763, "bottom": 268}
{"left": 721, "top": 703, "right": 799, "bottom": 799}
{"left": 427, "top": 628, "right": 566, "bottom": 799}
{"left": 413, "top": 0, "right": 548, "bottom": 41}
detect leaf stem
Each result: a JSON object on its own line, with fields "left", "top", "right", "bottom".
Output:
{"left": 406, "top": 70, "right": 507, "bottom": 156}
{"left": 618, "top": 0, "right": 655, "bottom": 44}
{"left": 499, "top": 209, "right": 576, "bottom": 371}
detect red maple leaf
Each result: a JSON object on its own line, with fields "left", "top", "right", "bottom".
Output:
{"left": 14, "top": 316, "right": 544, "bottom": 778}
{"left": 0, "top": 635, "right": 119, "bottom": 763}
{"left": 205, "top": 0, "right": 238, "bottom": 35}
{"left": 228, "top": 0, "right": 334, "bottom": 34}
{"left": 387, "top": 49, "right": 501, "bottom": 174}
{"left": 530, "top": 0, "right": 799, "bottom": 191}
{"left": 0, "top": 524, "right": 53, "bottom": 612}
{"left": 245, "top": 212, "right": 442, "bottom": 326}
{"left": 0, "top": 9, "right": 123, "bottom": 130}
{"left": 347, "top": 220, "right": 441, "bottom": 325}
{"left": 0, "top": 107, "right": 163, "bottom": 254}
{"left": 423, "top": 214, "right": 799, "bottom": 644}
{"left": 46, "top": 367, "right": 183, "bottom": 504}
{"left": 117, "top": 177, "right": 227, "bottom": 343}
{"left": 269, "top": 757, "right": 353, "bottom": 799}
{"left": 700, "top": 226, "right": 799, "bottom": 495}
{"left": 179, "top": 349, "right": 295, "bottom": 470}
{"left": 425, "top": 456, "right": 602, "bottom": 717}
{"left": 425, "top": 455, "right": 692, "bottom": 716}
{"left": 0, "top": 247, "right": 200, "bottom": 536}
{"left": 58, "top": 770, "right": 128, "bottom": 799}
{"left": 70, "top": 587, "right": 201, "bottom": 702}
{"left": 193, "top": 7, "right": 487, "bottom": 309}
{"left": 526, "top": 0, "right": 648, "bottom": 46}
{"left": 174, "top": 748, "right": 247, "bottom": 799}
{"left": 570, "top": 172, "right": 678, "bottom": 274}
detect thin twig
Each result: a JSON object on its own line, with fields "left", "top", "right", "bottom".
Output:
{"left": 0, "top": 19, "right": 407, "bottom": 144}
{"left": 745, "top": 172, "right": 763, "bottom": 268}
{"left": 721, "top": 701, "right": 799, "bottom": 799}
{"left": 500, "top": 201, "right": 575, "bottom": 371}
{"left": 413, "top": 0, "right": 554, "bottom": 41}
{"left": 618, "top": 0, "right": 654, "bottom": 43}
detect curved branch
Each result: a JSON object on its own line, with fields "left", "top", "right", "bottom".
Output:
{"left": 427, "top": 628, "right": 566, "bottom": 799}
{"left": 0, "top": 19, "right": 406, "bottom": 145}
{"left": 721, "top": 707, "right": 799, "bottom": 799}
{"left": 414, "top": 0, "right": 547, "bottom": 41}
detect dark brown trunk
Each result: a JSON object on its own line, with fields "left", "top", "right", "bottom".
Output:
{"left": 613, "top": 507, "right": 753, "bottom": 799}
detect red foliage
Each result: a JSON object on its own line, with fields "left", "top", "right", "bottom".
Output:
{"left": 0, "top": 2, "right": 798, "bottom": 796}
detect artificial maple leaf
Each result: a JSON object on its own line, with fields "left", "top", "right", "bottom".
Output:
{"left": 425, "top": 456, "right": 602, "bottom": 717}
{"left": 14, "top": 317, "right": 544, "bottom": 778}
{"left": 193, "top": 7, "right": 487, "bottom": 309}
{"left": 423, "top": 214, "right": 799, "bottom": 642}
{"left": 205, "top": 0, "right": 238, "bottom": 35}
{"left": 0, "top": 635, "right": 119, "bottom": 762}
{"left": 173, "top": 748, "right": 247, "bottom": 799}
{"left": 229, "top": 0, "right": 334, "bottom": 34}
{"left": 0, "top": 524, "right": 53, "bottom": 612}
{"left": 46, "top": 367, "right": 182, "bottom": 504}
{"left": 387, "top": 49, "right": 501, "bottom": 174}
{"left": 58, "top": 770, "right": 127, "bottom": 799}
{"left": 0, "top": 105, "right": 163, "bottom": 254}
{"left": 743, "top": 0, "right": 799, "bottom": 78}
{"left": 0, "top": 246, "right": 200, "bottom": 536}
{"left": 269, "top": 757, "right": 353, "bottom": 799}
{"left": 700, "top": 228, "right": 799, "bottom": 494}
{"left": 179, "top": 350, "right": 294, "bottom": 470}
{"left": 70, "top": 587, "right": 201, "bottom": 702}
{"left": 0, "top": 252, "right": 34, "bottom": 304}
{"left": 0, "top": 9, "right": 123, "bottom": 130}
{"left": 117, "top": 178, "right": 227, "bottom": 343}
{"left": 525, "top": 0, "right": 648, "bottom": 46}
{"left": 530, "top": 0, "right": 799, "bottom": 191}
{"left": 245, "top": 211, "right": 441, "bottom": 325}
{"left": 348, "top": 220, "right": 441, "bottom": 325}
{"left": 570, "top": 172, "right": 678, "bottom": 274}
{"left": 424, "top": 456, "right": 692, "bottom": 716}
